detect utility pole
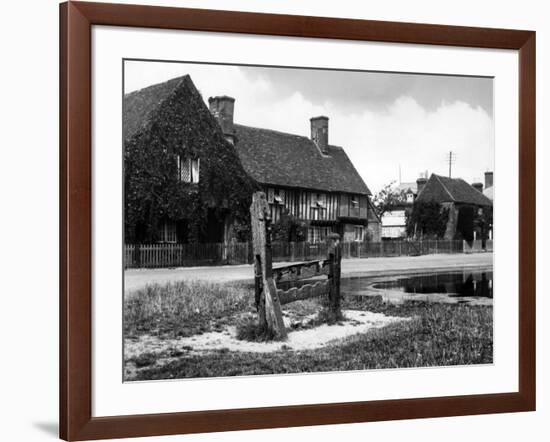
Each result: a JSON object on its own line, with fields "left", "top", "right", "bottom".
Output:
{"left": 398, "top": 164, "right": 402, "bottom": 184}
{"left": 447, "top": 151, "right": 456, "bottom": 178}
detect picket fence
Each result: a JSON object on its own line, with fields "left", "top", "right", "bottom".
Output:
{"left": 124, "top": 239, "right": 492, "bottom": 269}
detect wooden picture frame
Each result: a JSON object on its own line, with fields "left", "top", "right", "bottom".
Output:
{"left": 60, "top": 1, "right": 536, "bottom": 440}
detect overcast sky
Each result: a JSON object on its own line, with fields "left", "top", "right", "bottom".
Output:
{"left": 125, "top": 60, "right": 494, "bottom": 194}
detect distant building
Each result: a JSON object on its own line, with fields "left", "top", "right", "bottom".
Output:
{"left": 415, "top": 174, "right": 493, "bottom": 241}
{"left": 380, "top": 177, "right": 427, "bottom": 240}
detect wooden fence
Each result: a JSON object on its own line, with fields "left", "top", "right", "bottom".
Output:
{"left": 124, "top": 239, "right": 491, "bottom": 269}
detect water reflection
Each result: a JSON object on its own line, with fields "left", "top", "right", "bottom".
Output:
{"left": 372, "top": 271, "right": 493, "bottom": 299}
{"left": 341, "top": 269, "right": 493, "bottom": 304}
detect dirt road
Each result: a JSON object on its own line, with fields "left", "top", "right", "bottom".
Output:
{"left": 124, "top": 253, "right": 493, "bottom": 293}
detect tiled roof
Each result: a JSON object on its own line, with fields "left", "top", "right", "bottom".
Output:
{"left": 416, "top": 174, "right": 492, "bottom": 206}
{"left": 233, "top": 124, "right": 371, "bottom": 195}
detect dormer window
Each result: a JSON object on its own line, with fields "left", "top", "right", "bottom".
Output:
{"left": 406, "top": 193, "right": 414, "bottom": 203}
{"left": 273, "top": 188, "right": 284, "bottom": 204}
{"left": 317, "top": 193, "right": 326, "bottom": 208}
{"left": 311, "top": 193, "right": 326, "bottom": 208}
{"left": 177, "top": 155, "right": 200, "bottom": 183}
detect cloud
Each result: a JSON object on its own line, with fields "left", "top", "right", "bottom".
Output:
{"left": 239, "top": 66, "right": 493, "bottom": 116}
{"left": 232, "top": 90, "right": 494, "bottom": 193}
{"left": 333, "top": 97, "right": 494, "bottom": 192}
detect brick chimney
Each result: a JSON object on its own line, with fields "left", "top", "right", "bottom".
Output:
{"left": 208, "top": 96, "right": 236, "bottom": 144}
{"left": 472, "top": 182, "right": 484, "bottom": 193}
{"left": 416, "top": 177, "right": 427, "bottom": 195}
{"left": 310, "top": 116, "right": 329, "bottom": 154}
{"left": 484, "top": 171, "right": 493, "bottom": 189}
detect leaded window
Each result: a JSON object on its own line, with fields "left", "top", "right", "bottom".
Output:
{"left": 177, "top": 155, "right": 200, "bottom": 183}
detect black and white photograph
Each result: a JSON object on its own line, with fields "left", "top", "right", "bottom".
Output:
{"left": 123, "top": 59, "right": 494, "bottom": 382}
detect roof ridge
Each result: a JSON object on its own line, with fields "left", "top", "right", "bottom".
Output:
{"left": 124, "top": 74, "right": 189, "bottom": 98}
{"left": 234, "top": 124, "right": 345, "bottom": 155}
{"left": 234, "top": 123, "right": 310, "bottom": 141}
{"left": 434, "top": 174, "right": 456, "bottom": 201}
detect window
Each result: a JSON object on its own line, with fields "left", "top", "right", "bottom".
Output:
{"left": 308, "top": 227, "right": 318, "bottom": 243}
{"left": 311, "top": 193, "right": 327, "bottom": 208}
{"left": 351, "top": 195, "right": 359, "bottom": 208}
{"left": 317, "top": 193, "right": 326, "bottom": 208}
{"left": 159, "top": 220, "right": 177, "bottom": 243}
{"left": 310, "top": 206, "right": 327, "bottom": 220}
{"left": 267, "top": 188, "right": 275, "bottom": 203}
{"left": 310, "top": 193, "right": 318, "bottom": 208}
{"left": 273, "top": 188, "right": 284, "bottom": 204}
{"left": 177, "top": 155, "right": 200, "bottom": 183}
{"left": 308, "top": 226, "right": 333, "bottom": 243}
{"left": 406, "top": 192, "right": 414, "bottom": 203}
{"left": 354, "top": 226, "right": 364, "bottom": 242}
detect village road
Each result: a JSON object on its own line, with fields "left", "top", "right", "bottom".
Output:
{"left": 124, "top": 252, "right": 493, "bottom": 293}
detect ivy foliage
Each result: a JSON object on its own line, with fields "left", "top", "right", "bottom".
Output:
{"left": 124, "top": 76, "right": 258, "bottom": 243}
{"left": 456, "top": 205, "right": 493, "bottom": 242}
{"left": 474, "top": 206, "right": 493, "bottom": 240}
{"left": 455, "top": 206, "right": 475, "bottom": 241}
{"left": 406, "top": 201, "right": 449, "bottom": 239}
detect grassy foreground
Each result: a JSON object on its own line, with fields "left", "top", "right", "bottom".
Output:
{"left": 125, "top": 280, "right": 493, "bottom": 380}
{"left": 124, "top": 280, "right": 254, "bottom": 339}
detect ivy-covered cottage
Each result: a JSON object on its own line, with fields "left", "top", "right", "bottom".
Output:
{"left": 414, "top": 174, "right": 493, "bottom": 241}
{"left": 124, "top": 74, "right": 380, "bottom": 245}
{"left": 124, "top": 75, "right": 257, "bottom": 244}
{"left": 208, "top": 96, "right": 380, "bottom": 243}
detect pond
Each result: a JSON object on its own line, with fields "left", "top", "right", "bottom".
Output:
{"left": 341, "top": 269, "right": 493, "bottom": 305}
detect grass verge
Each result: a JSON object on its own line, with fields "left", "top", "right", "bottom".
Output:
{"left": 124, "top": 280, "right": 254, "bottom": 338}
{"left": 128, "top": 295, "right": 493, "bottom": 380}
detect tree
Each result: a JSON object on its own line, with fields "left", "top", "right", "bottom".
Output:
{"left": 372, "top": 181, "right": 408, "bottom": 218}
{"left": 406, "top": 201, "right": 449, "bottom": 239}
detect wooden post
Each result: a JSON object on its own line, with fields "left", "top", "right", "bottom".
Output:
{"left": 250, "top": 192, "right": 287, "bottom": 339}
{"left": 327, "top": 233, "right": 342, "bottom": 318}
